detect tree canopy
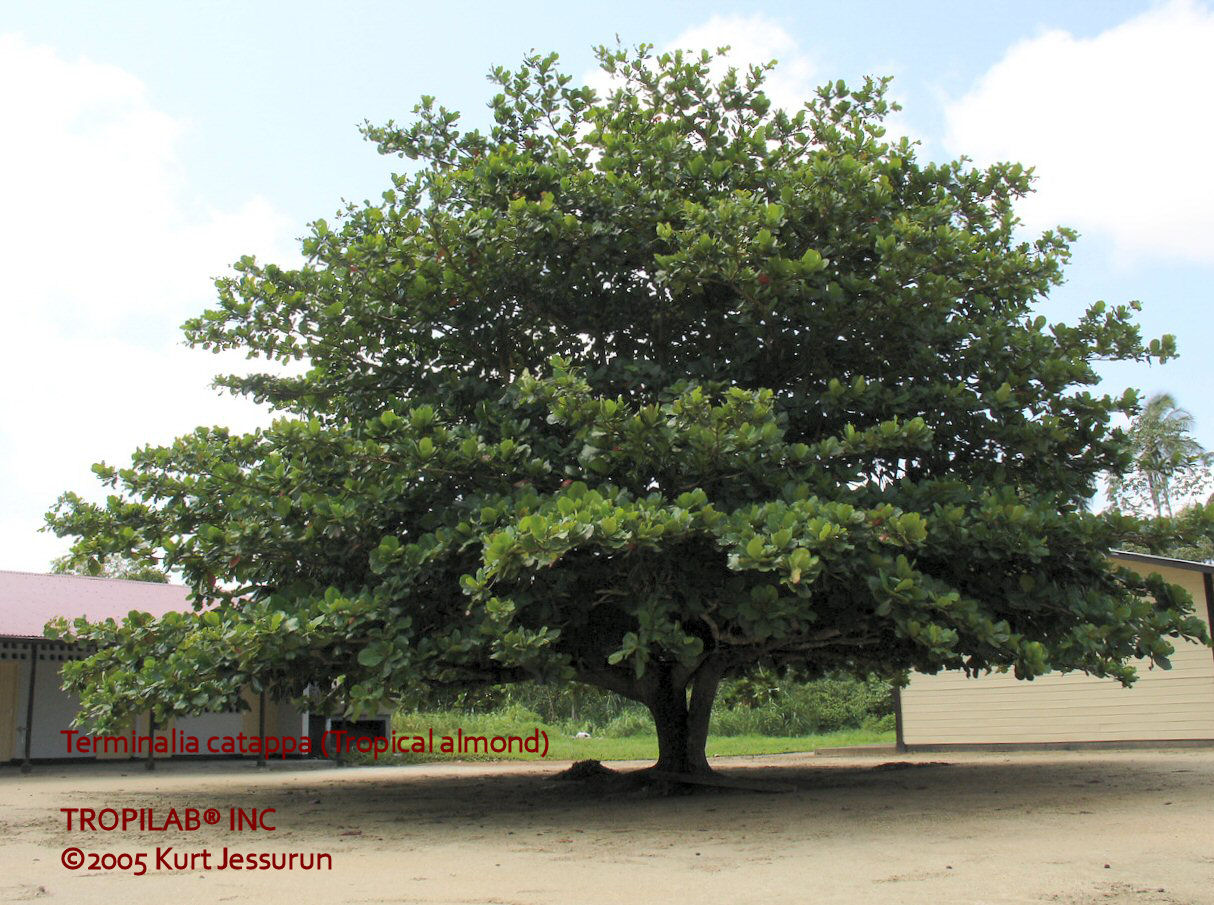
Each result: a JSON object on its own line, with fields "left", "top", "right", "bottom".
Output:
{"left": 47, "top": 45, "right": 1211, "bottom": 773}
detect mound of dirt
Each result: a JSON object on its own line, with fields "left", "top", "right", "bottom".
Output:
{"left": 550, "top": 759, "right": 618, "bottom": 781}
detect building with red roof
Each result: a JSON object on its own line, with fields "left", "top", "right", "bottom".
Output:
{"left": 0, "top": 569, "right": 193, "bottom": 638}
{"left": 1, "top": 571, "right": 308, "bottom": 769}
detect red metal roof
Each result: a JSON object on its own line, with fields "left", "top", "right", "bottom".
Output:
{"left": 0, "top": 570, "right": 193, "bottom": 638}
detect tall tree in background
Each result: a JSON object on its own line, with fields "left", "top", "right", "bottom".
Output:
{"left": 1108, "top": 393, "right": 1213, "bottom": 518}
{"left": 45, "top": 46, "right": 1211, "bottom": 775}
{"left": 50, "top": 552, "right": 169, "bottom": 583}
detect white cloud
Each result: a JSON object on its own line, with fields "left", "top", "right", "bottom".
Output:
{"left": 0, "top": 34, "right": 300, "bottom": 571}
{"left": 662, "top": 15, "right": 817, "bottom": 113}
{"left": 944, "top": 0, "right": 1214, "bottom": 265}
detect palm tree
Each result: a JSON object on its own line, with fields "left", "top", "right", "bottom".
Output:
{"left": 1113, "top": 392, "right": 1213, "bottom": 517}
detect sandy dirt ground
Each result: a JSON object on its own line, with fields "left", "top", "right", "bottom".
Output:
{"left": 1, "top": 748, "right": 1212, "bottom": 904}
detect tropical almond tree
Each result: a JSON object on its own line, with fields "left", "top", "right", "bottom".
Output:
{"left": 47, "top": 45, "right": 1211, "bottom": 775}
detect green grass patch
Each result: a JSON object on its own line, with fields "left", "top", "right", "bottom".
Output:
{"left": 378, "top": 706, "right": 892, "bottom": 765}
{"left": 552, "top": 728, "right": 892, "bottom": 763}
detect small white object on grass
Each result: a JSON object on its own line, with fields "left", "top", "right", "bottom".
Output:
{"left": 574, "top": 732, "right": 591, "bottom": 739}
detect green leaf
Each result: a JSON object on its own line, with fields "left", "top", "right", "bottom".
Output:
{"left": 357, "top": 645, "right": 387, "bottom": 668}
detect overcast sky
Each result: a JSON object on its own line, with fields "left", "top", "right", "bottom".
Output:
{"left": 2, "top": 0, "right": 1211, "bottom": 571}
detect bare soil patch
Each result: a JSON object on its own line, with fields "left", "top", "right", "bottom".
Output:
{"left": 2, "top": 748, "right": 1212, "bottom": 904}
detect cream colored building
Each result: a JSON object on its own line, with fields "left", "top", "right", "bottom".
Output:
{"left": 900, "top": 552, "right": 1214, "bottom": 749}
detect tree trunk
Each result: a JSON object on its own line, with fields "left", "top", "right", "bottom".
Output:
{"left": 646, "top": 656, "right": 725, "bottom": 776}
{"left": 579, "top": 654, "right": 727, "bottom": 777}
